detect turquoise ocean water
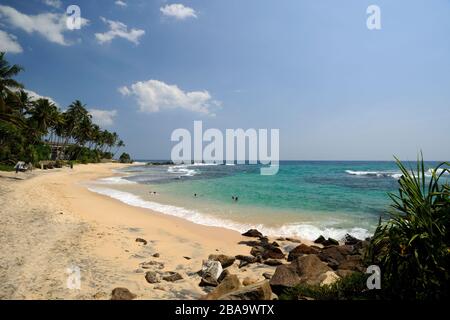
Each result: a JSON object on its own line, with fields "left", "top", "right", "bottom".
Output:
{"left": 87, "top": 161, "right": 448, "bottom": 241}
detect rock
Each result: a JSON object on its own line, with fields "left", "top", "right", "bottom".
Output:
{"left": 134, "top": 269, "right": 144, "bottom": 274}
{"left": 208, "top": 254, "right": 236, "bottom": 268}
{"left": 338, "top": 255, "right": 364, "bottom": 272}
{"left": 218, "top": 269, "right": 231, "bottom": 283}
{"left": 270, "top": 255, "right": 332, "bottom": 295}
{"left": 162, "top": 271, "right": 183, "bottom": 282}
{"left": 264, "top": 259, "right": 284, "bottom": 266}
{"left": 269, "top": 264, "right": 300, "bottom": 295}
{"left": 145, "top": 271, "right": 160, "bottom": 284}
{"left": 135, "top": 238, "right": 147, "bottom": 245}
{"left": 263, "top": 272, "right": 273, "bottom": 279}
{"left": 287, "top": 244, "right": 319, "bottom": 261}
{"left": 93, "top": 291, "right": 107, "bottom": 299}
{"left": 235, "top": 255, "right": 257, "bottom": 263}
{"left": 336, "top": 269, "right": 355, "bottom": 278}
{"left": 183, "top": 256, "right": 192, "bottom": 260}
{"left": 322, "top": 238, "right": 339, "bottom": 246}
{"left": 218, "top": 281, "right": 273, "bottom": 300}
{"left": 261, "top": 246, "right": 285, "bottom": 260}
{"left": 276, "top": 237, "right": 286, "bottom": 241}
{"left": 286, "top": 237, "right": 302, "bottom": 243}
{"left": 111, "top": 287, "right": 137, "bottom": 300}
{"left": 343, "top": 233, "right": 360, "bottom": 245}
{"left": 314, "top": 235, "right": 326, "bottom": 244}
{"left": 199, "top": 275, "right": 219, "bottom": 287}
{"left": 140, "top": 261, "right": 164, "bottom": 270}
{"left": 238, "top": 261, "right": 250, "bottom": 268}
{"left": 242, "top": 229, "right": 263, "bottom": 238}
{"left": 271, "top": 241, "right": 280, "bottom": 247}
{"left": 250, "top": 246, "right": 265, "bottom": 257}
{"left": 243, "top": 277, "right": 258, "bottom": 286}
{"left": 317, "top": 245, "right": 361, "bottom": 269}
{"left": 152, "top": 253, "right": 160, "bottom": 258}
{"left": 321, "top": 271, "right": 340, "bottom": 286}
{"left": 201, "top": 260, "right": 223, "bottom": 280}
{"left": 238, "top": 240, "right": 262, "bottom": 247}
{"left": 204, "top": 274, "right": 242, "bottom": 300}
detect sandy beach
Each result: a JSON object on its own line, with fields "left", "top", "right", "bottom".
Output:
{"left": 0, "top": 163, "right": 281, "bottom": 300}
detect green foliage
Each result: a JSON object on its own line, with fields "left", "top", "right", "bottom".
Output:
{"left": 280, "top": 272, "right": 377, "bottom": 300}
{"left": 368, "top": 155, "right": 450, "bottom": 300}
{"left": 119, "top": 152, "right": 132, "bottom": 163}
{"left": 0, "top": 163, "right": 14, "bottom": 171}
{"left": 0, "top": 52, "right": 127, "bottom": 166}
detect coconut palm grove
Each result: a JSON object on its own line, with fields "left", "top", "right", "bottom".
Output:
{"left": 0, "top": 52, "right": 127, "bottom": 170}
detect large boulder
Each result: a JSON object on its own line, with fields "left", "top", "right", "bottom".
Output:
{"left": 111, "top": 287, "right": 137, "bottom": 300}
{"left": 208, "top": 254, "right": 236, "bottom": 268}
{"left": 218, "top": 281, "right": 273, "bottom": 300}
{"left": 338, "top": 255, "right": 364, "bottom": 272}
{"left": 270, "top": 255, "right": 332, "bottom": 295}
{"left": 287, "top": 244, "right": 319, "bottom": 261}
{"left": 242, "top": 229, "right": 263, "bottom": 238}
{"left": 203, "top": 274, "right": 242, "bottom": 300}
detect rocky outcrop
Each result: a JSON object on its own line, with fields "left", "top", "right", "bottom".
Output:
{"left": 111, "top": 287, "right": 137, "bottom": 300}
{"left": 218, "top": 281, "right": 273, "bottom": 300}
{"left": 208, "top": 254, "right": 236, "bottom": 268}
{"left": 270, "top": 255, "right": 333, "bottom": 295}
{"left": 287, "top": 244, "right": 319, "bottom": 261}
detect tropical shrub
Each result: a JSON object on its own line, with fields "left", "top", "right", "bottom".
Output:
{"left": 367, "top": 156, "right": 450, "bottom": 300}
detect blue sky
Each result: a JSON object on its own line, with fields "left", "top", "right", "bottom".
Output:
{"left": 1, "top": 0, "right": 449, "bottom": 160}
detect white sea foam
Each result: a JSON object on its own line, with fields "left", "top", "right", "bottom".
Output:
{"left": 346, "top": 168, "right": 449, "bottom": 180}
{"left": 167, "top": 165, "right": 198, "bottom": 177}
{"left": 87, "top": 187, "right": 372, "bottom": 241}
{"left": 95, "top": 176, "right": 137, "bottom": 185}
{"left": 345, "top": 170, "right": 402, "bottom": 179}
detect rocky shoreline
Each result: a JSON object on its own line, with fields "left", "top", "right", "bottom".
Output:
{"left": 112, "top": 229, "right": 369, "bottom": 300}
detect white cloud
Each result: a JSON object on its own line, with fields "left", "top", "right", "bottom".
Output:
{"left": 23, "top": 89, "right": 59, "bottom": 107}
{"left": 95, "top": 17, "right": 145, "bottom": 45}
{"left": 0, "top": 5, "right": 88, "bottom": 46}
{"left": 89, "top": 109, "right": 117, "bottom": 126}
{"left": 115, "top": 0, "right": 127, "bottom": 7}
{"left": 119, "top": 79, "right": 219, "bottom": 115}
{"left": 0, "top": 30, "right": 23, "bottom": 53}
{"left": 43, "top": 0, "right": 62, "bottom": 8}
{"left": 160, "top": 4, "right": 197, "bottom": 20}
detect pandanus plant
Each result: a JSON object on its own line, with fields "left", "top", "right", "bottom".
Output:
{"left": 368, "top": 154, "right": 450, "bottom": 299}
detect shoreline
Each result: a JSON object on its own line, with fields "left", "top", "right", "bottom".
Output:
{"left": 0, "top": 163, "right": 286, "bottom": 299}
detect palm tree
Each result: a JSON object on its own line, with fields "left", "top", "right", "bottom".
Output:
{"left": 113, "top": 139, "right": 125, "bottom": 158}
{"left": 28, "top": 98, "right": 59, "bottom": 138}
{"left": 0, "top": 52, "right": 24, "bottom": 125}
